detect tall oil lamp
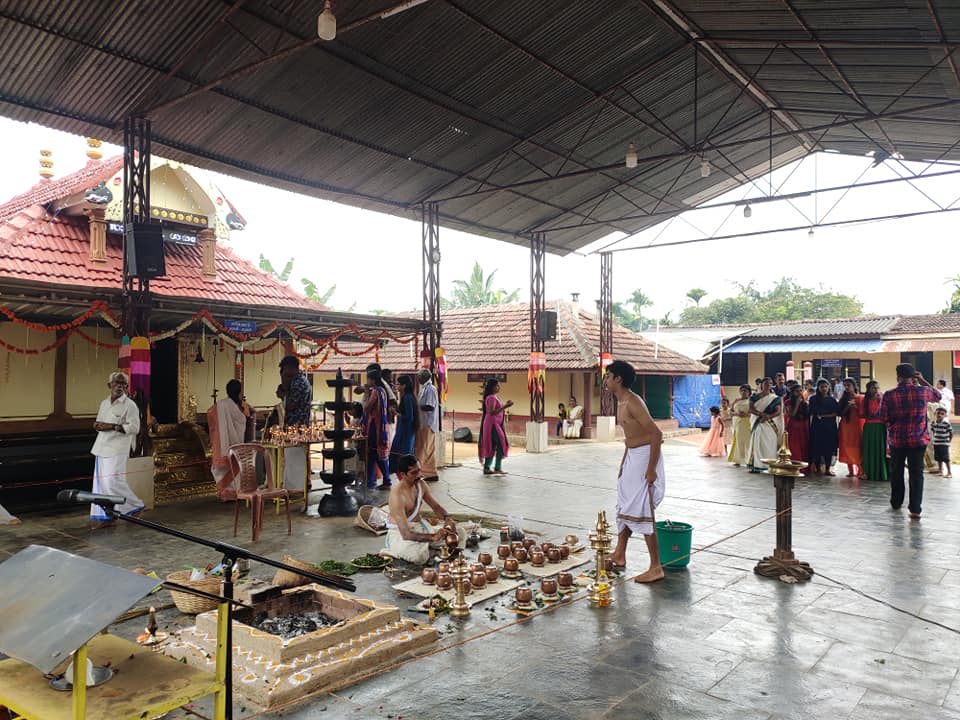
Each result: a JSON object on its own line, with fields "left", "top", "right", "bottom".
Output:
{"left": 449, "top": 554, "right": 471, "bottom": 618}
{"left": 756, "top": 431, "right": 814, "bottom": 583}
{"left": 587, "top": 510, "right": 614, "bottom": 606}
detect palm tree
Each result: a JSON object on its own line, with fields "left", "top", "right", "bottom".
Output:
{"left": 944, "top": 274, "right": 960, "bottom": 314}
{"left": 686, "top": 288, "right": 707, "bottom": 306}
{"left": 628, "top": 289, "right": 653, "bottom": 331}
{"left": 260, "top": 254, "right": 337, "bottom": 306}
{"left": 448, "top": 261, "right": 520, "bottom": 307}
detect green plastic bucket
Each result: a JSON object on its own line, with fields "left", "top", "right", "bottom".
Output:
{"left": 656, "top": 520, "right": 693, "bottom": 570}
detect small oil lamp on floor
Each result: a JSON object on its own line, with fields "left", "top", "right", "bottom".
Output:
{"left": 588, "top": 511, "right": 613, "bottom": 606}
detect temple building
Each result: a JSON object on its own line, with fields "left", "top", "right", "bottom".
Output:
{"left": 325, "top": 302, "right": 706, "bottom": 437}
{"left": 0, "top": 145, "right": 422, "bottom": 511}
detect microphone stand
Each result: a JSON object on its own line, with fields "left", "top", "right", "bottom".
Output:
{"left": 95, "top": 504, "right": 356, "bottom": 720}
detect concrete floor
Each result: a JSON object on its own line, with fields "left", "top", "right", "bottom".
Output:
{"left": 3, "top": 438, "right": 960, "bottom": 720}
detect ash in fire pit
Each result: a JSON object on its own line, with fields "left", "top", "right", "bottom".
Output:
{"left": 252, "top": 611, "right": 341, "bottom": 639}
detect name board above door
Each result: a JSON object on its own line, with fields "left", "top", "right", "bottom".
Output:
{"left": 467, "top": 373, "right": 507, "bottom": 383}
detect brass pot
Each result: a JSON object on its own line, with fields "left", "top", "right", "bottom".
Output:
{"left": 437, "top": 562, "right": 451, "bottom": 575}
{"left": 471, "top": 570, "right": 487, "bottom": 588}
{"left": 564, "top": 534, "right": 579, "bottom": 546}
{"left": 478, "top": 552, "right": 493, "bottom": 566}
{"left": 510, "top": 541, "right": 524, "bottom": 552}
{"left": 522, "top": 537, "right": 537, "bottom": 551}
{"left": 516, "top": 587, "right": 533, "bottom": 604}
{"left": 547, "top": 548, "right": 561, "bottom": 563}
{"left": 420, "top": 568, "right": 437, "bottom": 585}
{"left": 485, "top": 566, "right": 500, "bottom": 583}
{"left": 436, "top": 572, "right": 453, "bottom": 590}
{"left": 503, "top": 558, "right": 519, "bottom": 573}
{"left": 497, "top": 545, "right": 512, "bottom": 560}
{"left": 541, "top": 578, "right": 558, "bottom": 595}
{"left": 540, "top": 542, "right": 555, "bottom": 554}
{"left": 558, "top": 545, "right": 570, "bottom": 560}
{"left": 530, "top": 551, "right": 545, "bottom": 567}
{"left": 558, "top": 572, "right": 574, "bottom": 588}
{"left": 471, "top": 563, "right": 485, "bottom": 574}
{"left": 513, "top": 547, "right": 528, "bottom": 563}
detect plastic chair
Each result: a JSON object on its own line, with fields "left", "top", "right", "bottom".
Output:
{"left": 228, "top": 443, "right": 291, "bottom": 543}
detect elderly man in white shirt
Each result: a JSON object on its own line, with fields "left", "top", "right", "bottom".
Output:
{"left": 90, "top": 371, "right": 144, "bottom": 525}
{"left": 414, "top": 368, "right": 440, "bottom": 481}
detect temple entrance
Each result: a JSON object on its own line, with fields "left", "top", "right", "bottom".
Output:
{"left": 150, "top": 338, "right": 179, "bottom": 424}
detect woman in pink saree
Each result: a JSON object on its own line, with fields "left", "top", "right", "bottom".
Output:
{"left": 479, "top": 378, "right": 512, "bottom": 475}
{"left": 208, "top": 379, "right": 255, "bottom": 500}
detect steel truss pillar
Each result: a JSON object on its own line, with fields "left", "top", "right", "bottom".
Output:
{"left": 529, "top": 232, "right": 546, "bottom": 422}
{"left": 599, "top": 252, "right": 614, "bottom": 416}
{"left": 122, "top": 116, "right": 152, "bottom": 337}
{"left": 421, "top": 202, "right": 441, "bottom": 359}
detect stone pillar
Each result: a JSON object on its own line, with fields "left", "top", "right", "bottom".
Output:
{"left": 87, "top": 207, "right": 107, "bottom": 263}
{"left": 199, "top": 228, "right": 217, "bottom": 277}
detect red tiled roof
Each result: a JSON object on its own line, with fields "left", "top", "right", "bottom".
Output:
{"left": 0, "top": 160, "right": 326, "bottom": 312}
{"left": 324, "top": 303, "right": 706, "bottom": 375}
{"left": 0, "top": 157, "right": 124, "bottom": 222}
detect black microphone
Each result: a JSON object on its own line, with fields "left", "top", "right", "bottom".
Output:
{"left": 57, "top": 489, "right": 127, "bottom": 507}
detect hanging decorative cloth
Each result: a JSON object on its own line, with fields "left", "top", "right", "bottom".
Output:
{"left": 434, "top": 347, "right": 448, "bottom": 403}
{"left": 420, "top": 349, "right": 433, "bottom": 370}
{"left": 528, "top": 351, "right": 546, "bottom": 395}
{"left": 600, "top": 352, "right": 613, "bottom": 373}
{"left": 118, "top": 335, "right": 132, "bottom": 371}
{"left": 129, "top": 336, "right": 151, "bottom": 402}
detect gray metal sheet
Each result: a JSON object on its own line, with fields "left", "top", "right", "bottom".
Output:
{"left": 0, "top": 545, "right": 161, "bottom": 674}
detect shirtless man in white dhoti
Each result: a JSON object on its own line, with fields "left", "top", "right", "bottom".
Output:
{"left": 382, "top": 454, "right": 464, "bottom": 564}
{"left": 604, "top": 360, "right": 666, "bottom": 583}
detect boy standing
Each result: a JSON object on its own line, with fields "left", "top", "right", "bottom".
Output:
{"left": 932, "top": 407, "right": 953, "bottom": 479}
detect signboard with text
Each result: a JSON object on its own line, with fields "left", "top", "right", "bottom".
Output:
{"left": 224, "top": 320, "right": 257, "bottom": 334}
{"left": 467, "top": 373, "right": 507, "bottom": 383}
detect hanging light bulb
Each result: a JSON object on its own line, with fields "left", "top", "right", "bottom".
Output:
{"left": 699, "top": 158, "right": 711, "bottom": 178}
{"left": 317, "top": 0, "right": 336, "bottom": 40}
{"left": 625, "top": 142, "right": 638, "bottom": 169}
{"left": 808, "top": 227, "right": 815, "bottom": 240}
{"left": 194, "top": 344, "right": 205, "bottom": 364}
{"left": 743, "top": 204, "right": 752, "bottom": 218}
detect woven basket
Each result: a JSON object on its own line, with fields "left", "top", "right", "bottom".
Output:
{"left": 273, "top": 554, "right": 317, "bottom": 589}
{"left": 166, "top": 569, "right": 223, "bottom": 615}
{"left": 354, "top": 504, "right": 389, "bottom": 535}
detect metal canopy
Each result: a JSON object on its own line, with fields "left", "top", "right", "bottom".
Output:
{"left": 0, "top": 545, "right": 161, "bottom": 674}
{"left": 1, "top": 1, "right": 958, "bottom": 254}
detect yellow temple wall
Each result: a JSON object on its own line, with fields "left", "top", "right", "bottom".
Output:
{"left": 65, "top": 333, "right": 123, "bottom": 416}
{"left": 0, "top": 324, "right": 56, "bottom": 420}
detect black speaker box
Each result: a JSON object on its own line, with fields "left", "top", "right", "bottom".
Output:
{"left": 125, "top": 222, "right": 166, "bottom": 279}
{"left": 538, "top": 310, "right": 558, "bottom": 340}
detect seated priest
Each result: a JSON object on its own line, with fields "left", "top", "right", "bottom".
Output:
{"left": 381, "top": 454, "right": 465, "bottom": 565}
{"left": 562, "top": 396, "right": 584, "bottom": 438}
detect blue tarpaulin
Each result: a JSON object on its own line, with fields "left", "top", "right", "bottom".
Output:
{"left": 673, "top": 375, "right": 722, "bottom": 429}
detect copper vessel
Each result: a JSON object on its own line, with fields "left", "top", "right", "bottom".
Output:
{"left": 547, "top": 548, "right": 561, "bottom": 563}
{"left": 513, "top": 547, "right": 528, "bottom": 563}
{"left": 497, "top": 545, "right": 512, "bottom": 560}
{"left": 558, "top": 572, "right": 574, "bottom": 588}
{"left": 478, "top": 552, "right": 493, "bottom": 566}
{"left": 436, "top": 572, "right": 453, "bottom": 590}
{"left": 564, "top": 534, "right": 579, "bottom": 546}
{"left": 541, "top": 578, "right": 558, "bottom": 596}
{"left": 510, "top": 541, "right": 524, "bottom": 552}
{"left": 530, "top": 551, "right": 545, "bottom": 567}
{"left": 420, "top": 568, "right": 437, "bottom": 585}
{"left": 503, "top": 558, "right": 519, "bottom": 573}
{"left": 522, "top": 537, "right": 537, "bottom": 550}
{"left": 515, "top": 587, "right": 533, "bottom": 604}
{"left": 540, "top": 542, "right": 555, "bottom": 554}
{"left": 558, "top": 545, "right": 570, "bottom": 560}
{"left": 470, "top": 570, "right": 487, "bottom": 588}
{"left": 485, "top": 566, "right": 500, "bottom": 583}
{"left": 437, "top": 562, "right": 451, "bottom": 574}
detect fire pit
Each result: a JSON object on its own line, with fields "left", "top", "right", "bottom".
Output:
{"left": 164, "top": 584, "right": 437, "bottom": 708}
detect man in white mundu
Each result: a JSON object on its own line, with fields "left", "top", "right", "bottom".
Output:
{"left": 90, "top": 371, "right": 144, "bottom": 525}
{"left": 604, "top": 360, "right": 666, "bottom": 584}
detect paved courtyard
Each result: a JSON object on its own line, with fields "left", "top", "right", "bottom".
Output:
{"left": 3, "top": 438, "right": 960, "bottom": 720}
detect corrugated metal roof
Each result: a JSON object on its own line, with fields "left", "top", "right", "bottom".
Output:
{"left": 744, "top": 317, "right": 901, "bottom": 338}
{"left": 0, "top": 1, "right": 958, "bottom": 254}
{"left": 725, "top": 339, "right": 886, "bottom": 353}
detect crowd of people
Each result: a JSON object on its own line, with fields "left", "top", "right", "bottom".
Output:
{"left": 704, "top": 364, "right": 953, "bottom": 519}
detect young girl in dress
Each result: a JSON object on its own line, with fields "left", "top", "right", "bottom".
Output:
{"left": 700, "top": 405, "right": 727, "bottom": 457}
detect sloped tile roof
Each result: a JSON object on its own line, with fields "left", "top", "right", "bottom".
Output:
{"left": 0, "top": 198, "right": 325, "bottom": 313}
{"left": 323, "top": 303, "right": 705, "bottom": 375}
{"left": 0, "top": 157, "right": 124, "bottom": 222}
{"left": 889, "top": 314, "right": 960, "bottom": 334}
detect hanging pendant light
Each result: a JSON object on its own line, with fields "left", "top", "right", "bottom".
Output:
{"left": 808, "top": 227, "right": 815, "bottom": 240}
{"left": 317, "top": 0, "right": 336, "bottom": 40}
{"left": 625, "top": 142, "right": 638, "bottom": 169}
{"left": 699, "top": 158, "right": 711, "bottom": 178}
{"left": 743, "top": 204, "right": 752, "bottom": 218}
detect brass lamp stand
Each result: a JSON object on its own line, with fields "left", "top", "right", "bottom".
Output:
{"left": 755, "top": 431, "right": 814, "bottom": 583}
{"left": 449, "top": 555, "right": 471, "bottom": 618}
{"left": 587, "top": 511, "right": 613, "bottom": 606}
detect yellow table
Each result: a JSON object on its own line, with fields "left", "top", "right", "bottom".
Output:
{"left": 0, "top": 633, "right": 224, "bottom": 720}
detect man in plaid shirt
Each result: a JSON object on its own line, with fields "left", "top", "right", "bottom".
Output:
{"left": 880, "top": 363, "right": 941, "bottom": 519}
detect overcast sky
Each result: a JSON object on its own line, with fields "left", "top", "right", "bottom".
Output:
{"left": 2, "top": 118, "right": 957, "bottom": 320}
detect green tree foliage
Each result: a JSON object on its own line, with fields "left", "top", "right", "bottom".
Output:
{"left": 260, "top": 254, "right": 342, "bottom": 307}
{"left": 943, "top": 275, "right": 960, "bottom": 314}
{"left": 612, "top": 289, "right": 661, "bottom": 331}
{"left": 446, "top": 261, "right": 521, "bottom": 307}
{"left": 686, "top": 288, "right": 707, "bottom": 306}
{"left": 678, "top": 278, "right": 863, "bottom": 325}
